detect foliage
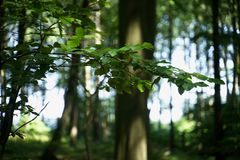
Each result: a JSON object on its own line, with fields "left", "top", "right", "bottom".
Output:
{"left": 57, "top": 39, "right": 224, "bottom": 94}
{"left": 0, "top": 0, "right": 109, "bottom": 151}
{"left": 13, "top": 116, "right": 50, "bottom": 141}
{"left": 175, "top": 117, "right": 195, "bottom": 133}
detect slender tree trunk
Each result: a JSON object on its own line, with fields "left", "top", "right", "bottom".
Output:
{"left": 169, "top": 99, "right": 175, "bottom": 151}
{"left": 92, "top": 10, "right": 102, "bottom": 143}
{"left": 42, "top": 22, "right": 81, "bottom": 157}
{"left": 230, "top": 0, "right": 238, "bottom": 106}
{"left": 115, "top": 0, "right": 156, "bottom": 160}
{"left": 0, "top": 0, "right": 5, "bottom": 140}
{"left": 0, "top": 0, "right": 5, "bottom": 62}
{"left": 236, "top": 0, "right": 240, "bottom": 94}
{"left": 0, "top": 87, "right": 20, "bottom": 158}
{"left": 222, "top": 45, "right": 230, "bottom": 101}
{"left": 168, "top": 5, "right": 175, "bottom": 152}
{"left": 42, "top": 0, "right": 89, "bottom": 158}
{"left": 83, "top": 66, "right": 93, "bottom": 160}
{"left": 70, "top": 86, "right": 81, "bottom": 146}
{"left": 42, "top": 52, "right": 80, "bottom": 159}
{"left": 0, "top": 7, "right": 26, "bottom": 158}
{"left": 212, "top": 0, "right": 224, "bottom": 159}
{"left": 92, "top": 86, "right": 101, "bottom": 142}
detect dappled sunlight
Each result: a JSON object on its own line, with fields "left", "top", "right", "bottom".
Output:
{"left": 12, "top": 118, "right": 51, "bottom": 142}
{"left": 176, "top": 118, "right": 195, "bottom": 133}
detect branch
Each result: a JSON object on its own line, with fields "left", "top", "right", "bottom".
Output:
{"left": 11, "top": 102, "right": 49, "bottom": 138}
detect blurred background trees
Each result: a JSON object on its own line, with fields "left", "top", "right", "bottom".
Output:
{"left": 0, "top": 0, "right": 239, "bottom": 160}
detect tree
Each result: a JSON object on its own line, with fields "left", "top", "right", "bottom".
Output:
{"left": 212, "top": 0, "right": 224, "bottom": 159}
{"left": 42, "top": 0, "right": 89, "bottom": 159}
{"left": 0, "top": 0, "right": 85, "bottom": 158}
{"left": 115, "top": 0, "right": 156, "bottom": 160}
{"left": 167, "top": 2, "right": 175, "bottom": 152}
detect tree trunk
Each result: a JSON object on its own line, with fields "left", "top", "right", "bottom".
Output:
{"left": 168, "top": 4, "right": 175, "bottom": 152}
{"left": 0, "top": 0, "right": 5, "bottom": 59}
{"left": 169, "top": 99, "right": 175, "bottom": 151}
{"left": 115, "top": 0, "right": 156, "bottom": 160}
{"left": 0, "top": 6, "right": 26, "bottom": 158}
{"left": 69, "top": 90, "right": 80, "bottom": 146}
{"left": 236, "top": 0, "right": 240, "bottom": 94}
{"left": 92, "top": 87, "right": 101, "bottom": 143}
{"left": 230, "top": 0, "right": 239, "bottom": 107}
{"left": 42, "top": 53, "right": 80, "bottom": 159}
{"left": 42, "top": 0, "right": 90, "bottom": 158}
{"left": 83, "top": 66, "right": 93, "bottom": 160}
{"left": 212, "top": 0, "right": 225, "bottom": 159}
{"left": 92, "top": 10, "right": 102, "bottom": 143}
{"left": 115, "top": 92, "right": 149, "bottom": 160}
{"left": 0, "top": 1, "right": 5, "bottom": 145}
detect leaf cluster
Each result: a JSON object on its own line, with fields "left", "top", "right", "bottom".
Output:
{"left": 0, "top": 0, "right": 104, "bottom": 127}
{"left": 55, "top": 39, "right": 224, "bottom": 94}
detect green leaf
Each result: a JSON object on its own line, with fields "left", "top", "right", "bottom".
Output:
{"left": 95, "top": 68, "right": 103, "bottom": 75}
{"left": 105, "top": 85, "right": 110, "bottom": 92}
{"left": 118, "top": 46, "right": 131, "bottom": 52}
{"left": 53, "top": 42, "right": 61, "bottom": 48}
{"left": 61, "top": 17, "right": 75, "bottom": 24}
{"left": 194, "top": 82, "right": 208, "bottom": 87}
{"left": 153, "top": 77, "right": 161, "bottom": 84}
{"left": 182, "top": 83, "right": 194, "bottom": 91}
{"left": 137, "top": 82, "right": 145, "bottom": 92}
{"left": 178, "top": 87, "right": 185, "bottom": 95}
{"left": 20, "top": 94, "right": 28, "bottom": 103}
{"left": 109, "top": 49, "right": 118, "bottom": 56}
{"left": 192, "top": 72, "right": 208, "bottom": 80}
{"left": 67, "top": 36, "right": 80, "bottom": 48}
{"left": 208, "top": 78, "right": 225, "bottom": 84}
{"left": 142, "top": 42, "right": 154, "bottom": 50}
{"left": 108, "top": 78, "right": 119, "bottom": 88}
{"left": 143, "top": 80, "right": 152, "bottom": 90}
{"left": 76, "top": 27, "right": 84, "bottom": 38}
{"left": 95, "top": 66, "right": 109, "bottom": 75}
{"left": 131, "top": 44, "right": 144, "bottom": 51}
{"left": 158, "top": 60, "right": 169, "bottom": 63}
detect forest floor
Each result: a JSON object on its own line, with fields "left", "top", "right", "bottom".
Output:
{"left": 3, "top": 138, "right": 239, "bottom": 160}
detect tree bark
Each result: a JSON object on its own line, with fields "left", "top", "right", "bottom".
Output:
{"left": 69, "top": 95, "right": 80, "bottom": 146}
{"left": 115, "top": 0, "right": 156, "bottom": 160}
{"left": 92, "top": 88, "right": 101, "bottom": 142}
{"left": 212, "top": 0, "right": 225, "bottom": 159}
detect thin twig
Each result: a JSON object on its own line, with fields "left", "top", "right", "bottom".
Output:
{"left": 11, "top": 102, "right": 49, "bottom": 137}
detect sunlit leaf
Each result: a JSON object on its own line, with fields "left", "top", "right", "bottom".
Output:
{"left": 137, "top": 83, "right": 145, "bottom": 92}
{"left": 142, "top": 42, "right": 154, "bottom": 50}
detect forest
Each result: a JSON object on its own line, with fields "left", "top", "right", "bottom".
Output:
{"left": 0, "top": 0, "right": 239, "bottom": 160}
